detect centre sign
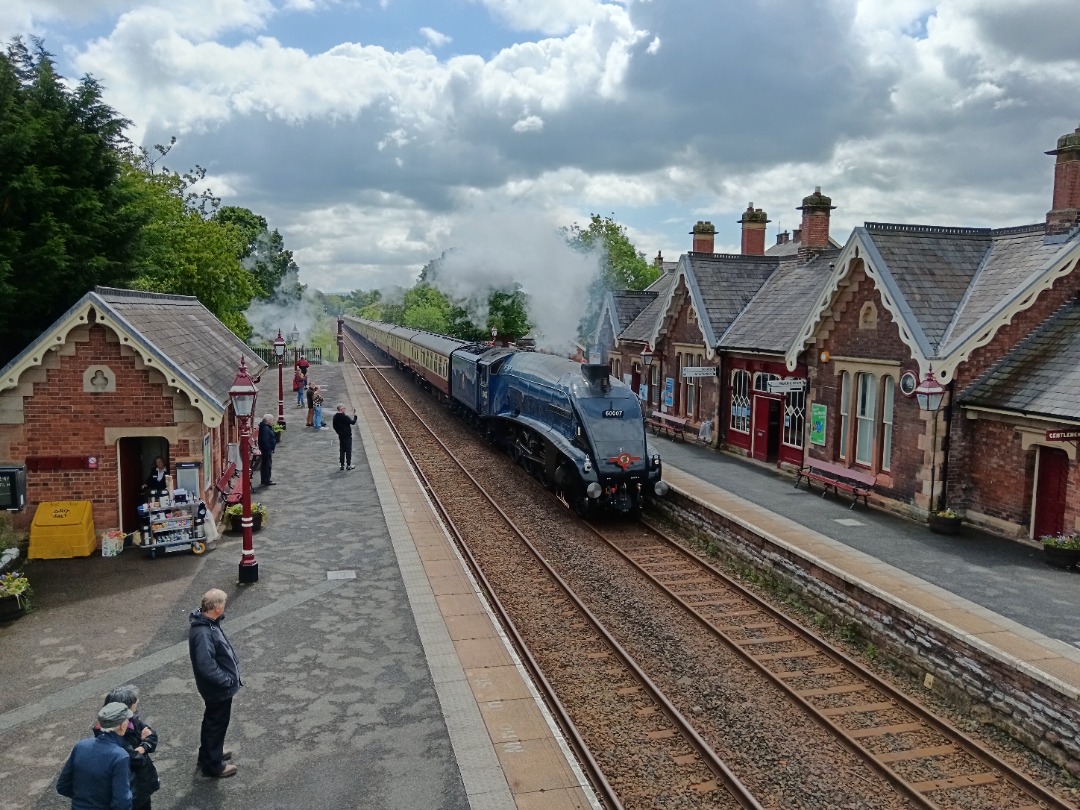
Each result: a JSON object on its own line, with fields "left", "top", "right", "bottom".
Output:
{"left": 681, "top": 366, "right": 718, "bottom": 379}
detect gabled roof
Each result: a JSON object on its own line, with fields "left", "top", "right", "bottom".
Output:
{"left": 790, "top": 222, "right": 1080, "bottom": 381}
{"left": 721, "top": 250, "right": 838, "bottom": 354}
{"left": 960, "top": 299, "right": 1080, "bottom": 423}
{"left": 619, "top": 271, "right": 677, "bottom": 344}
{"left": 0, "top": 287, "right": 267, "bottom": 427}
{"left": 681, "top": 253, "right": 780, "bottom": 352}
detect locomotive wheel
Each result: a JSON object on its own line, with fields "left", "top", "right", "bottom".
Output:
{"left": 572, "top": 491, "right": 590, "bottom": 517}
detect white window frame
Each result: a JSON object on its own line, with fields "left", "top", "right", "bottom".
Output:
{"left": 839, "top": 372, "right": 850, "bottom": 460}
{"left": 881, "top": 376, "right": 894, "bottom": 471}
{"left": 783, "top": 383, "right": 805, "bottom": 449}
{"left": 855, "top": 372, "right": 876, "bottom": 467}
{"left": 730, "top": 370, "right": 750, "bottom": 433}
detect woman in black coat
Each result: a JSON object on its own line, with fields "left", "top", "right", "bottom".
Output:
{"left": 93, "top": 684, "right": 160, "bottom": 810}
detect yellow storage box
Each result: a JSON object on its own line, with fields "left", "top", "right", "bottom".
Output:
{"left": 29, "top": 501, "right": 96, "bottom": 559}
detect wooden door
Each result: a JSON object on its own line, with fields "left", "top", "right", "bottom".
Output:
{"left": 751, "top": 396, "right": 770, "bottom": 461}
{"left": 1033, "top": 447, "right": 1069, "bottom": 539}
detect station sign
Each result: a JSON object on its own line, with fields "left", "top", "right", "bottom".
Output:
{"left": 681, "top": 366, "right": 718, "bottom": 379}
{"left": 1046, "top": 428, "right": 1080, "bottom": 442}
{"left": 767, "top": 379, "right": 806, "bottom": 394}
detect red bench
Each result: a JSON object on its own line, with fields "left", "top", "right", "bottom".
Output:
{"left": 645, "top": 411, "right": 690, "bottom": 441}
{"left": 214, "top": 463, "right": 242, "bottom": 506}
{"left": 794, "top": 460, "right": 876, "bottom": 509}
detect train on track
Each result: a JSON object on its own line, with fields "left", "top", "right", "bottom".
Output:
{"left": 342, "top": 315, "right": 668, "bottom": 516}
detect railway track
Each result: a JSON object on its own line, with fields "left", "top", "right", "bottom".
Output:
{"left": 345, "top": 336, "right": 761, "bottom": 810}
{"left": 343, "top": 330, "right": 1076, "bottom": 810}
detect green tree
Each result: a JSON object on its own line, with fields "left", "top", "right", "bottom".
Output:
{"left": 488, "top": 288, "right": 530, "bottom": 343}
{"left": 402, "top": 283, "right": 451, "bottom": 333}
{"left": 0, "top": 38, "right": 144, "bottom": 363}
{"left": 213, "top": 205, "right": 302, "bottom": 300}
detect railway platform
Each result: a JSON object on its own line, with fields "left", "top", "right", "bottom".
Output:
{"left": 0, "top": 361, "right": 595, "bottom": 810}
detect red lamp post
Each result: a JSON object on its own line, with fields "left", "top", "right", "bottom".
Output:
{"left": 274, "top": 329, "right": 286, "bottom": 428}
{"left": 230, "top": 357, "right": 259, "bottom": 584}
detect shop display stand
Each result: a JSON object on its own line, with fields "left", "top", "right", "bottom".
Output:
{"left": 140, "top": 498, "right": 207, "bottom": 559}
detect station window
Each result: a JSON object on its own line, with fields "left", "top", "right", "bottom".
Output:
{"left": 730, "top": 369, "right": 750, "bottom": 433}
{"left": 855, "top": 372, "right": 877, "bottom": 466}
{"left": 881, "top": 376, "right": 895, "bottom": 471}
{"left": 839, "top": 372, "right": 850, "bottom": 459}
{"left": 783, "top": 384, "right": 805, "bottom": 448}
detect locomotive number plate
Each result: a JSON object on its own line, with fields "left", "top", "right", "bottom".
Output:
{"left": 602, "top": 409, "right": 624, "bottom": 418}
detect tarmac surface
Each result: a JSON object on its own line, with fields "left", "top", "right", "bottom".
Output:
{"left": 650, "top": 436, "right": 1080, "bottom": 650}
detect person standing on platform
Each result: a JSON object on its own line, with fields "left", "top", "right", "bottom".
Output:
{"left": 143, "top": 456, "right": 169, "bottom": 500}
{"left": 293, "top": 365, "right": 306, "bottom": 407}
{"left": 333, "top": 404, "right": 358, "bottom": 470}
{"left": 188, "top": 589, "right": 241, "bottom": 780}
{"left": 305, "top": 381, "right": 315, "bottom": 427}
{"left": 312, "top": 386, "right": 325, "bottom": 429}
{"left": 57, "top": 702, "right": 134, "bottom": 810}
{"left": 93, "top": 684, "right": 159, "bottom": 810}
{"left": 257, "top": 414, "right": 277, "bottom": 486}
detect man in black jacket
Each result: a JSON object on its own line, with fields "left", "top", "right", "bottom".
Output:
{"left": 257, "top": 414, "right": 277, "bottom": 486}
{"left": 188, "top": 589, "right": 241, "bottom": 778}
{"left": 332, "top": 404, "right": 358, "bottom": 471}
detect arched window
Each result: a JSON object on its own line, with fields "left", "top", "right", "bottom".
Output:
{"left": 881, "top": 376, "right": 895, "bottom": 471}
{"left": 855, "top": 372, "right": 877, "bottom": 466}
{"left": 783, "top": 382, "right": 805, "bottom": 448}
{"left": 730, "top": 370, "right": 751, "bottom": 433}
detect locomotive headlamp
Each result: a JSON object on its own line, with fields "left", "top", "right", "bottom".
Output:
{"left": 651, "top": 452, "right": 661, "bottom": 468}
{"left": 654, "top": 481, "right": 669, "bottom": 497}
{"left": 584, "top": 457, "right": 593, "bottom": 473}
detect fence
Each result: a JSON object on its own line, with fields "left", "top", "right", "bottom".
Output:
{"left": 251, "top": 347, "right": 323, "bottom": 366}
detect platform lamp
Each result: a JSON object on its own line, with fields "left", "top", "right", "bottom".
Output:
{"left": 914, "top": 366, "right": 946, "bottom": 515}
{"left": 289, "top": 325, "right": 300, "bottom": 365}
{"left": 274, "top": 330, "right": 286, "bottom": 428}
{"left": 229, "top": 357, "right": 259, "bottom": 584}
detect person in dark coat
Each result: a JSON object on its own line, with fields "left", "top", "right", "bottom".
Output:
{"left": 257, "top": 414, "right": 277, "bottom": 486}
{"left": 92, "top": 684, "right": 159, "bottom": 810}
{"left": 188, "top": 589, "right": 241, "bottom": 779}
{"left": 332, "top": 404, "right": 358, "bottom": 471}
{"left": 305, "top": 381, "right": 315, "bottom": 427}
{"left": 57, "top": 702, "right": 134, "bottom": 810}
{"left": 142, "top": 457, "right": 169, "bottom": 499}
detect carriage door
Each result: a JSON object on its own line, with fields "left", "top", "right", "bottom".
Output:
{"left": 1033, "top": 447, "right": 1069, "bottom": 539}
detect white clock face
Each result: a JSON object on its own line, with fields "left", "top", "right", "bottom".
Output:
{"left": 899, "top": 370, "right": 918, "bottom": 397}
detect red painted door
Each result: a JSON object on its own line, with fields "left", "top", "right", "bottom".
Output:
{"left": 752, "top": 396, "right": 770, "bottom": 461}
{"left": 1033, "top": 448, "right": 1069, "bottom": 539}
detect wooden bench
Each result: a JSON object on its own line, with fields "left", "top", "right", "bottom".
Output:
{"left": 214, "top": 463, "right": 242, "bottom": 506}
{"left": 794, "top": 459, "right": 876, "bottom": 509}
{"left": 645, "top": 411, "right": 690, "bottom": 441}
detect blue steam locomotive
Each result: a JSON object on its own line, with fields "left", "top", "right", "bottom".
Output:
{"left": 343, "top": 316, "right": 667, "bottom": 515}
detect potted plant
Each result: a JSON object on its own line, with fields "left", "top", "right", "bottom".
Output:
{"left": 928, "top": 508, "right": 962, "bottom": 535}
{"left": 0, "top": 570, "right": 31, "bottom": 622}
{"left": 224, "top": 502, "right": 267, "bottom": 533}
{"left": 271, "top": 422, "right": 285, "bottom": 442}
{"left": 1040, "top": 532, "right": 1080, "bottom": 570}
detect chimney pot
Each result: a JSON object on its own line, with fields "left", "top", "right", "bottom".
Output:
{"left": 691, "top": 220, "right": 716, "bottom": 253}
{"left": 1046, "top": 123, "right": 1080, "bottom": 235}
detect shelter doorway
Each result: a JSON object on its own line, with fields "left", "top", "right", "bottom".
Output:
{"left": 751, "top": 396, "right": 782, "bottom": 463}
{"left": 1033, "top": 446, "right": 1069, "bottom": 539}
{"left": 118, "top": 436, "right": 169, "bottom": 533}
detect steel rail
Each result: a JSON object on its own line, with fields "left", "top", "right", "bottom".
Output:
{"left": 343, "top": 334, "right": 764, "bottom": 810}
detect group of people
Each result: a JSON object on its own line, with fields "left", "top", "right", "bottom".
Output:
{"left": 57, "top": 589, "right": 241, "bottom": 809}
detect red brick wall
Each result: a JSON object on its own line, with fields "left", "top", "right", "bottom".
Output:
{"left": 9, "top": 324, "right": 184, "bottom": 530}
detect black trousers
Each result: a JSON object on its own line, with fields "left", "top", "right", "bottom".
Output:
{"left": 260, "top": 452, "right": 273, "bottom": 485}
{"left": 338, "top": 438, "right": 353, "bottom": 468}
{"left": 198, "top": 697, "right": 232, "bottom": 776}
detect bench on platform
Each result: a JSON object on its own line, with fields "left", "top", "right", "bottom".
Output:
{"left": 214, "top": 463, "right": 242, "bottom": 506}
{"left": 794, "top": 459, "right": 876, "bottom": 509}
{"left": 645, "top": 411, "right": 690, "bottom": 441}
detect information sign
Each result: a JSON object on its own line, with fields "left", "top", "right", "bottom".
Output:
{"left": 809, "top": 403, "right": 827, "bottom": 446}
{"left": 681, "top": 366, "right": 718, "bottom": 379}
{"left": 1046, "top": 428, "right": 1080, "bottom": 442}
{"left": 767, "top": 379, "right": 806, "bottom": 394}
{"left": 664, "top": 377, "right": 674, "bottom": 408}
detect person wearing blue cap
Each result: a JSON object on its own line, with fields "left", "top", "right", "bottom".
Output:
{"left": 57, "top": 702, "right": 133, "bottom": 809}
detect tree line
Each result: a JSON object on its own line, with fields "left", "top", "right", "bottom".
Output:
{"left": 0, "top": 38, "right": 299, "bottom": 366}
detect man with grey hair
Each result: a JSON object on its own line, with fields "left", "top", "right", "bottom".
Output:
{"left": 332, "top": 403, "right": 358, "bottom": 471}
{"left": 257, "top": 413, "right": 277, "bottom": 487}
{"left": 57, "top": 702, "right": 134, "bottom": 809}
{"left": 188, "top": 588, "right": 241, "bottom": 778}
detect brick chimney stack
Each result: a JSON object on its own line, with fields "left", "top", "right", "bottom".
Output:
{"left": 797, "top": 187, "right": 835, "bottom": 262}
{"left": 1046, "top": 124, "right": 1080, "bottom": 235}
{"left": 738, "top": 203, "right": 770, "bottom": 255}
{"left": 691, "top": 221, "right": 716, "bottom": 254}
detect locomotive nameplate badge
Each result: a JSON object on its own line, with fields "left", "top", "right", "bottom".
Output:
{"left": 602, "top": 409, "right": 624, "bottom": 418}
{"left": 608, "top": 452, "right": 641, "bottom": 470}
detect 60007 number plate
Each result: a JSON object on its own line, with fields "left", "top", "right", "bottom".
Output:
{"left": 602, "top": 409, "right": 624, "bottom": 418}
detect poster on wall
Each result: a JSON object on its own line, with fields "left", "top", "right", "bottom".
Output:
{"left": 638, "top": 384, "right": 649, "bottom": 401}
{"left": 664, "top": 377, "right": 674, "bottom": 408}
{"left": 203, "top": 433, "right": 212, "bottom": 490}
{"left": 810, "top": 403, "right": 827, "bottom": 446}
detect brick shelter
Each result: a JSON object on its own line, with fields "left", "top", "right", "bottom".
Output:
{"left": 0, "top": 287, "right": 267, "bottom": 535}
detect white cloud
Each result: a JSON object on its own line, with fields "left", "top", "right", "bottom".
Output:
{"left": 511, "top": 114, "right": 542, "bottom": 132}
{"left": 419, "top": 26, "right": 451, "bottom": 48}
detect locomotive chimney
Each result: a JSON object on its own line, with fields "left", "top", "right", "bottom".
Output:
{"left": 581, "top": 364, "right": 611, "bottom": 393}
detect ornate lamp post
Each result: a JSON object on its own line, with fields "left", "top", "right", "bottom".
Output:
{"left": 914, "top": 366, "right": 946, "bottom": 514}
{"left": 229, "top": 357, "right": 259, "bottom": 584}
{"left": 274, "top": 330, "right": 286, "bottom": 428}
{"left": 289, "top": 325, "right": 300, "bottom": 366}
{"left": 640, "top": 343, "right": 654, "bottom": 403}
{"left": 640, "top": 343, "right": 654, "bottom": 367}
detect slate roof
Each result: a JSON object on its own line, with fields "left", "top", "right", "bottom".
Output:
{"left": 610, "top": 291, "right": 657, "bottom": 333}
{"left": 765, "top": 235, "right": 843, "bottom": 257}
{"left": 960, "top": 299, "right": 1080, "bottom": 421}
{"left": 682, "top": 253, "right": 781, "bottom": 348}
{"left": 94, "top": 287, "right": 267, "bottom": 412}
{"left": 721, "top": 250, "right": 838, "bottom": 353}
{"left": 620, "top": 271, "right": 677, "bottom": 343}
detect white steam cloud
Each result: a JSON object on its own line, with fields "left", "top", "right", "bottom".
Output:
{"left": 244, "top": 269, "right": 322, "bottom": 347}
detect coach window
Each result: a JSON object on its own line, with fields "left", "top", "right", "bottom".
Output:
{"left": 855, "top": 372, "right": 876, "bottom": 467}
{"left": 730, "top": 369, "right": 750, "bottom": 434}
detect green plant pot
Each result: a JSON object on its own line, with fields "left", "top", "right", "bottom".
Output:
{"left": 928, "top": 514, "right": 962, "bottom": 535}
{"left": 1042, "top": 545, "right": 1080, "bottom": 570}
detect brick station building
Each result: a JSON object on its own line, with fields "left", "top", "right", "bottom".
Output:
{"left": 0, "top": 287, "right": 267, "bottom": 535}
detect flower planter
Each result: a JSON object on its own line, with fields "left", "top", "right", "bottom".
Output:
{"left": 928, "top": 514, "right": 962, "bottom": 535}
{"left": 0, "top": 593, "right": 27, "bottom": 622}
{"left": 228, "top": 513, "right": 263, "bottom": 533}
{"left": 1042, "top": 545, "right": 1080, "bottom": 570}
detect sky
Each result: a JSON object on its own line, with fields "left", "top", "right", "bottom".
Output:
{"left": 3, "top": 0, "right": 1079, "bottom": 303}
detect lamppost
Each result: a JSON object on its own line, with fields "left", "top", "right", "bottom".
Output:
{"left": 289, "top": 325, "right": 300, "bottom": 366}
{"left": 274, "top": 330, "right": 286, "bottom": 427}
{"left": 491, "top": 326, "right": 498, "bottom": 345}
{"left": 640, "top": 343, "right": 654, "bottom": 403}
{"left": 914, "top": 366, "right": 946, "bottom": 514}
{"left": 229, "top": 357, "right": 259, "bottom": 584}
